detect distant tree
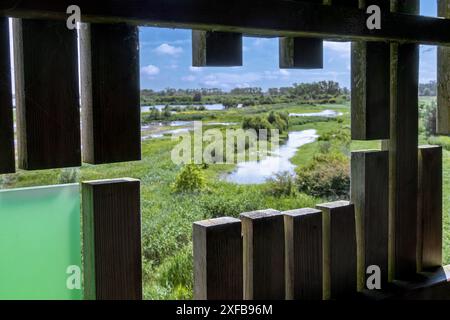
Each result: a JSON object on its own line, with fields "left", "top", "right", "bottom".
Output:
{"left": 193, "top": 92, "right": 202, "bottom": 102}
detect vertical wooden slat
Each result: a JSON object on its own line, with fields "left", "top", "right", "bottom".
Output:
{"left": 80, "top": 23, "right": 141, "bottom": 164}
{"left": 284, "top": 208, "right": 323, "bottom": 300}
{"left": 383, "top": 0, "right": 420, "bottom": 280}
{"left": 351, "top": 150, "right": 389, "bottom": 290}
{"left": 193, "top": 217, "right": 243, "bottom": 300}
{"left": 351, "top": 0, "right": 390, "bottom": 140}
{"left": 82, "top": 178, "right": 142, "bottom": 300}
{"left": 0, "top": 17, "right": 15, "bottom": 173}
{"left": 317, "top": 201, "right": 357, "bottom": 299}
{"left": 192, "top": 31, "right": 242, "bottom": 67}
{"left": 12, "top": 19, "right": 81, "bottom": 170}
{"left": 417, "top": 146, "right": 443, "bottom": 271}
{"left": 241, "top": 209, "right": 285, "bottom": 300}
{"left": 437, "top": 0, "right": 450, "bottom": 135}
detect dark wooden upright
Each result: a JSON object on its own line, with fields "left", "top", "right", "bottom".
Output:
{"left": 0, "top": 17, "right": 15, "bottom": 173}
{"left": 317, "top": 201, "right": 357, "bottom": 299}
{"left": 241, "top": 209, "right": 285, "bottom": 300}
{"left": 383, "top": 0, "right": 420, "bottom": 280}
{"left": 351, "top": 0, "right": 390, "bottom": 140}
{"left": 80, "top": 23, "right": 141, "bottom": 164}
{"left": 12, "top": 19, "right": 81, "bottom": 170}
{"left": 284, "top": 208, "right": 323, "bottom": 300}
{"left": 351, "top": 150, "right": 389, "bottom": 290}
{"left": 82, "top": 178, "right": 142, "bottom": 300}
{"left": 437, "top": 0, "right": 450, "bottom": 135}
{"left": 192, "top": 31, "right": 242, "bottom": 67}
{"left": 417, "top": 146, "right": 443, "bottom": 272}
{"left": 193, "top": 217, "right": 243, "bottom": 300}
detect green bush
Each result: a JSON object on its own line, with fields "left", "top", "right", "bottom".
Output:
{"left": 263, "top": 172, "right": 296, "bottom": 197}
{"left": 58, "top": 168, "right": 79, "bottom": 184}
{"left": 428, "top": 135, "right": 450, "bottom": 151}
{"left": 172, "top": 165, "right": 206, "bottom": 193}
{"left": 296, "top": 152, "right": 350, "bottom": 200}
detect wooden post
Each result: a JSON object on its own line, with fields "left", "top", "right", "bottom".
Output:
{"left": 284, "top": 208, "right": 323, "bottom": 300}
{"left": 316, "top": 201, "right": 357, "bottom": 299}
{"left": 383, "top": 0, "right": 420, "bottom": 280}
{"left": 193, "top": 217, "right": 243, "bottom": 300}
{"left": 351, "top": 0, "right": 390, "bottom": 140}
{"left": 0, "top": 17, "right": 15, "bottom": 174}
{"left": 82, "top": 178, "right": 142, "bottom": 300}
{"left": 437, "top": 0, "right": 450, "bottom": 134}
{"left": 240, "top": 209, "right": 285, "bottom": 300}
{"left": 417, "top": 146, "right": 443, "bottom": 271}
{"left": 12, "top": 19, "right": 81, "bottom": 170}
{"left": 80, "top": 23, "right": 141, "bottom": 164}
{"left": 351, "top": 150, "right": 389, "bottom": 290}
{"left": 192, "top": 31, "right": 242, "bottom": 67}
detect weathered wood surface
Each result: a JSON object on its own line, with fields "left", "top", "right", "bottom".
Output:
{"left": 1, "top": 1, "right": 450, "bottom": 45}
{"left": 241, "top": 209, "right": 285, "bottom": 300}
{"left": 82, "top": 178, "right": 142, "bottom": 300}
{"left": 192, "top": 31, "right": 242, "bottom": 67}
{"left": 383, "top": 0, "right": 420, "bottom": 281}
{"left": 438, "top": 0, "right": 450, "bottom": 134}
{"left": 351, "top": 151, "right": 389, "bottom": 290}
{"left": 317, "top": 201, "right": 357, "bottom": 299}
{"left": 417, "top": 146, "right": 443, "bottom": 272}
{"left": 193, "top": 217, "right": 243, "bottom": 300}
{"left": 0, "top": 17, "right": 15, "bottom": 173}
{"left": 351, "top": 0, "right": 390, "bottom": 140}
{"left": 284, "top": 208, "right": 323, "bottom": 300}
{"left": 12, "top": 19, "right": 81, "bottom": 170}
{"left": 80, "top": 23, "right": 141, "bottom": 164}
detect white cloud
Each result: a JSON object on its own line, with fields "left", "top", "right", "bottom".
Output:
{"left": 200, "top": 72, "right": 262, "bottom": 88}
{"left": 182, "top": 75, "right": 196, "bottom": 82}
{"left": 141, "top": 65, "right": 160, "bottom": 77}
{"left": 189, "top": 66, "right": 203, "bottom": 72}
{"left": 324, "top": 41, "right": 351, "bottom": 57}
{"left": 154, "top": 43, "right": 183, "bottom": 56}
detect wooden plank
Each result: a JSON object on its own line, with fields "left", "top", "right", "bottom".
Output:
{"left": 2, "top": 1, "right": 450, "bottom": 45}
{"left": 193, "top": 217, "right": 243, "bottom": 300}
{"left": 351, "top": 0, "right": 390, "bottom": 140}
{"left": 437, "top": 0, "right": 450, "bottom": 134}
{"left": 80, "top": 23, "right": 141, "bottom": 164}
{"left": 0, "top": 17, "right": 15, "bottom": 173}
{"left": 382, "top": 0, "right": 420, "bottom": 281}
{"left": 192, "top": 31, "right": 242, "bottom": 67}
{"left": 12, "top": 18, "right": 81, "bottom": 170}
{"left": 284, "top": 208, "right": 323, "bottom": 300}
{"left": 317, "top": 201, "right": 357, "bottom": 299}
{"left": 417, "top": 146, "right": 443, "bottom": 272}
{"left": 279, "top": 37, "right": 323, "bottom": 69}
{"left": 240, "top": 209, "right": 284, "bottom": 300}
{"left": 82, "top": 178, "right": 142, "bottom": 300}
{"left": 351, "top": 150, "right": 389, "bottom": 290}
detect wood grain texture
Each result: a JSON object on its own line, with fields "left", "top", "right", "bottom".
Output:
{"left": 284, "top": 208, "right": 323, "bottom": 300}
{"left": 12, "top": 19, "right": 81, "bottom": 170}
{"left": 317, "top": 201, "right": 357, "bottom": 299}
{"left": 0, "top": 17, "right": 15, "bottom": 173}
{"left": 382, "top": 0, "right": 420, "bottom": 280}
{"left": 2, "top": 1, "right": 450, "bottom": 45}
{"left": 80, "top": 23, "right": 141, "bottom": 164}
{"left": 193, "top": 217, "right": 243, "bottom": 300}
{"left": 279, "top": 37, "right": 323, "bottom": 69}
{"left": 82, "top": 178, "right": 142, "bottom": 300}
{"left": 241, "top": 209, "right": 284, "bottom": 300}
{"left": 351, "top": 41, "right": 390, "bottom": 140}
{"left": 438, "top": 0, "right": 450, "bottom": 134}
{"left": 351, "top": 151, "right": 389, "bottom": 290}
{"left": 417, "top": 146, "right": 443, "bottom": 271}
{"left": 192, "top": 31, "right": 242, "bottom": 67}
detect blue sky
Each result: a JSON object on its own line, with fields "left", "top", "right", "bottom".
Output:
{"left": 139, "top": 0, "right": 437, "bottom": 91}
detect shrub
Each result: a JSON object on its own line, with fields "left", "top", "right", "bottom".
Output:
{"left": 296, "top": 152, "right": 350, "bottom": 200}
{"left": 428, "top": 135, "right": 450, "bottom": 151}
{"left": 422, "top": 101, "right": 437, "bottom": 137}
{"left": 172, "top": 164, "right": 206, "bottom": 193}
{"left": 263, "top": 172, "right": 296, "bottom": 197}
{"left": 58, "top": 168, "right": 79, "bottom": 184}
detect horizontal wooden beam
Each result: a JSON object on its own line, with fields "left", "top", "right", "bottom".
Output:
{"left": 1, "top": 1, "right": 450, "bottom": 45}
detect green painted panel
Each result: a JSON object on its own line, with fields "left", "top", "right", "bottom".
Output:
{"left": 0, "top": 184, "right": 82, "bottom": 300}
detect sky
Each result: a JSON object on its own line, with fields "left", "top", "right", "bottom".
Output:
{"left": 139, "top": 0, "right": 438, "bottom": 91}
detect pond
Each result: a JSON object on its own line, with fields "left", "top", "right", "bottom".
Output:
{"left": 289, "top": 109, "right": 343, "bottom": 118}
{"left": 225, "top": 129, "right": 318, "bottom": 185}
